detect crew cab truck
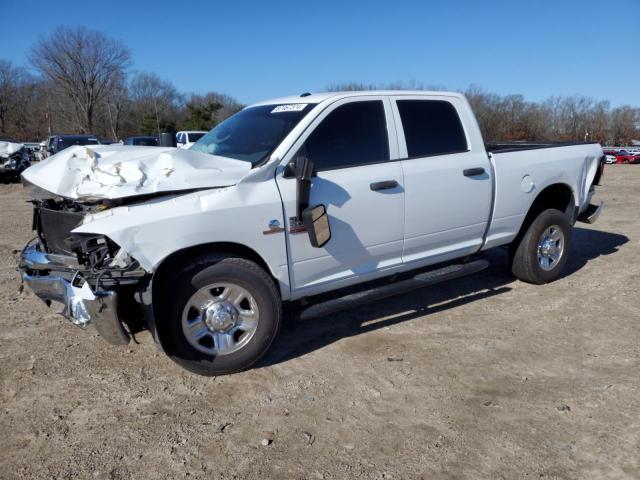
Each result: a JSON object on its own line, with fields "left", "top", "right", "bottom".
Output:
{"left": 18, "top": 91, "right": 605, "bottom": 376}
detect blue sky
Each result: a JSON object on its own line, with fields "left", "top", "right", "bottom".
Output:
{"left": 1, "top": 0, "right": 638, "bottom": 106}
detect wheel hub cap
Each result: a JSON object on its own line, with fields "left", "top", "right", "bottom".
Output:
{"left": 537, "top": 225, "right": 564, "bottom": 271}
{"left": 204, "top": 301, "right": 238, "bottom": 331}
{"left": 539, "top": 238, "right": 555, "bottom": 257}
{"left": 181, "top": 282, "right": 260, "bottom": 356}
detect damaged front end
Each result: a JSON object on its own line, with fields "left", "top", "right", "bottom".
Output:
{"left": 18, "top": 198, "right": 147, "bottom": 345}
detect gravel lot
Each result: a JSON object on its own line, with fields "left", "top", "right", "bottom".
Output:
{"left": 0, "top": 165, "right": 638, "bottom": 479}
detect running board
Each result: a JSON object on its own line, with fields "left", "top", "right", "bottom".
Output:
{"left": 299, "top": 259, "right": 489, "bottom": 321}
{"left": 577, "top": 201, "right": 603, "bottom": 224}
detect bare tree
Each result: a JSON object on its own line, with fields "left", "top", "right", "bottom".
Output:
{"left": 0, "top": 60, "right": 42, "bottom": 139}
{"left": 610, "top": 106, "right": 638, "bottom": 145}
{"left": 104, "top": 72, "right": 127, "bottom": 140}
{"left": 29, "top": 26, "right": 130, "bottom": 133}
{"left": 129, "top": 72, "right": 182, "bottom": 136}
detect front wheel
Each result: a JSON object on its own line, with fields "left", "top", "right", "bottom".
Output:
{"left": 510, "top": 208, "right": 572, "bottom": 284}
{"left": 158, "top": 255, "right": 282, "bottom": 376}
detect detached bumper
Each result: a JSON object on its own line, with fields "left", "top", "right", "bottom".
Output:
{"left": 19, "top": 241, "right": 130, "bottom": 345}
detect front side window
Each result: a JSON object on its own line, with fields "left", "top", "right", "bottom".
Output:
{"left": 192, "top": 103, "right": 316, "bottom": 165}
{"left": 397, "top": 100, "right": 468, "bottom": 158}
{"left": 304, "top": 100, "right": 389, "bottom": 170}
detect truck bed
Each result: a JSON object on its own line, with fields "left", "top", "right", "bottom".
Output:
{"left": 486, "top": 141, "right": 599, "bottom": 154}
{"left": 481, "top": 141, "right": 603, "bottom": 251}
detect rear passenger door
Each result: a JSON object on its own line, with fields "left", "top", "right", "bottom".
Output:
{"left": 391, "top": 96, "right": 492, "bottom": 266}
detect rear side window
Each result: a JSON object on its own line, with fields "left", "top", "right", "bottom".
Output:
{"left": 397, "top": 100, "right": 468, "bottom": 157}
{"left": 305, "top": 101, "right": 389, "bottom": 170}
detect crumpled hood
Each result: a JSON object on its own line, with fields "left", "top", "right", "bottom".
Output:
{"left": 21, "top": 144, "right": 252, "bottom": 201}
{"left": 0, "top": 141, "right": 24, "bottom": 158}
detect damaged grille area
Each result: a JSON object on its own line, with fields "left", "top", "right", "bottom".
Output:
{"left": 32, "top": 200, "right": 119, "bottom": 270}
{"left": 29, "top": 200, "right": 146, "bottom": 290}
{"left": 33, "top": 204, "right": 84, "bottom": 255}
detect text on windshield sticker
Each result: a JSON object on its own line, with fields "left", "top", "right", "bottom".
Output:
{"left": 271, "top": 104, "right": 308, "bottom": 113}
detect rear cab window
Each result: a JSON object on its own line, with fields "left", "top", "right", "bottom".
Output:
{"left": 396, "top": 99, "right": 468, "bottom": 158}
{"left": 302, "top": 100, "right": 389, "bottom": 171}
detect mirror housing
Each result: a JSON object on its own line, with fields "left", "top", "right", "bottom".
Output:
{"left": 302, "top": 204, "right": 331, "bottom": 248}
{"left": 286, "top": 155, "right": 315, "bottom": 220}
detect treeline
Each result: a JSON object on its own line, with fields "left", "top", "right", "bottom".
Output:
{"left": 0, "top": 26, "right": 243, "bottom": 141}
{"left": 0, "top": 26, "right": 638, "bottom": 145}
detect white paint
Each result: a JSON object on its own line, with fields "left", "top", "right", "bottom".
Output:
{"left": 21, "top": 144, "right": 251, "bottom": 200}
{"left": 23, "top": 91, "right": 603, "bottom": 302}
{"left": 521, "top": 175, "right": 535, "bottom": 193}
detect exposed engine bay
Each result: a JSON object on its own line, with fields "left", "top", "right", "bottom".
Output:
{"left": 31, "top": 197, "right": 145, "bottom": 278}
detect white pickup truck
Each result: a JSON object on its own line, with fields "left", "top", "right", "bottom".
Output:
{"left": 19, "top": 91, "right": 605, "bottom": 375}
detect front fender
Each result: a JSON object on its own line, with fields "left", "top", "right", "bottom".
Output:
{"left": 72, "top": 181, "right": 291, "bottom": 299}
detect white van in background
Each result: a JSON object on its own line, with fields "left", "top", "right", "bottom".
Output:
{"left": 176, "top": 131, "right": 207, "bottom": 149}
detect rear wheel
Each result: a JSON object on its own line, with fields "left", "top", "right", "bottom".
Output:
{"left": 158, "top": 255, "right": 281, "bottom": 376}
{"left": 510, "top": 208, "right": 571, "bottom": 284}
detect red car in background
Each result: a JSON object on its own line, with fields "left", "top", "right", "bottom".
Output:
{"left": 603, "top": 149, "right": 640, "bottom": 164}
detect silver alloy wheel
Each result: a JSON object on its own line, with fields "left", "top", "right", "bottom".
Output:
{"left": 181, "top": 282, "right": 259, "bottom": 356}
{"left": 537, "top": 225, "right": 565, "bottom": 271}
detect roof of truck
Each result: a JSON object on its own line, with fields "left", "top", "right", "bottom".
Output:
{"left": 251, "top": 90, "right": 465, "bottom": 107}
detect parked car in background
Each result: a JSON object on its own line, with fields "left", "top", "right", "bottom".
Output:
{"left": 47, "top": 135, "right": 100, "bottom": 156}
{"left": 614, "top": 150, "right": 639, "bottom": 164}
{"left": 23, "top": 143, "right": 42, "bottom": 161}
{"left": 603, "top": 150, "right": 618, "bottom": 164}
{"left": 18, "top": 90, "right": 605, "bottom": 376}
{"left": 99, "top": 139, "right": 117, "bottom": 145}
{"left": 37, "top": 141, "right": 48, "bottom": 160}
{"left": 0, "top": 141, "right": 31, "bottom": 183}
{"left": 176, "top": 131, "right": 207, "bottom": 149}
{"left": 124, "top": 136, "right": 159, "bottom": 146}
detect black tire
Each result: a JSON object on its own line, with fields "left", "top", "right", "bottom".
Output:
{"left": 510, "top": 208, "right": 571, "bottom": 284}
{"left": 157, "top": 254, "right": 281, "bottom": 376}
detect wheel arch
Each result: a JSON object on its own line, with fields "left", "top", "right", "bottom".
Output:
{"left": 146, "top": 242, "right": 283, "bottom": 351}
{"left": 153, "top": 241, "right": 280, "bottom": 295}
{"left": 511, "top": 182, "right": 575, "bottom": 252}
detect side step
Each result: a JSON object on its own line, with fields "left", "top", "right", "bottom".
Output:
{"left": 577, "top": 201, "right": 603, "bottom": 224}
{"left": 299, "top": 259, "right": 489, "bottom": 320}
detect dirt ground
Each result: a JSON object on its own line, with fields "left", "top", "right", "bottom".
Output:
{"left": 0, "top": 166, "right": 638, "bottom": 480}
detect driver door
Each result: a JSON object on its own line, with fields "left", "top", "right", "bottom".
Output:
{"left": 275, "top": 97, "right": 406, "bottom": 298}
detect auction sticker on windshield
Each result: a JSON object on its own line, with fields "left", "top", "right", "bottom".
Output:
{"left": 271, "top": 104, "right": 308, "bottom": 113}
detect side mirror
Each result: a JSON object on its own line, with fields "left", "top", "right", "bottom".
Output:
{"left": 294, "top": 155, "right": 314, "bottom": 181}
{"left": 286, "top": 155, "right": 315, "bottom": 220}
{"left": 302, "top": 204, "right": 331, "bottom": 248}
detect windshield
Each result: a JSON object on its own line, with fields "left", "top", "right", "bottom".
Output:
{"left": 187, "top": 132, "right": 205, "bottom": 142}
{"left": 58, "top": 137, "right": 99, "bottom": 150}
{"left": 133, "top": 137, "right": 158, "bottom": 146}
{"left": 191, "top": 103, "right": 316, "bottom": 164}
